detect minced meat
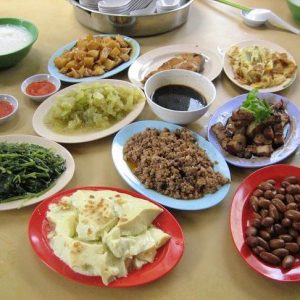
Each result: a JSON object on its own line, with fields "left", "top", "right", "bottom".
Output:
{"left": 123, "top": 128, "right": 230, "bottom": 200}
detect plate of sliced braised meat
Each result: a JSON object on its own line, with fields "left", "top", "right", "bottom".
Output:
{"left": 128, "top": 44, "right": 223, "bottom": 89}
{"left": 207, "top": 89, "right": 300, "bottom": 168}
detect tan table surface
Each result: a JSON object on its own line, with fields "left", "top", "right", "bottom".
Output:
{"left": 1, "top": 0, "right": 300, "bottom": 299}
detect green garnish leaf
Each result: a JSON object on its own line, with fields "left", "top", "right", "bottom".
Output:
{"left": 241, "top": 89, "right": 273, "bottom": 123}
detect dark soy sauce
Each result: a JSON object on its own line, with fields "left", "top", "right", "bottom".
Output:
{"left": 152, "top": 84, "right": 207, "bottom": 111}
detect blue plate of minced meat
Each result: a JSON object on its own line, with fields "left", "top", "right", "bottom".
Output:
{"left": 112, "top": 120, "right": 231, "bottom": 211}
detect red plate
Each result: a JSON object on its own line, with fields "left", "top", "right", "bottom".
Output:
{"left": 28, "top": 186, "right": 184, "bottom": 287}
{"left": 230, "top": 164, "right": 300, "bottom": 282}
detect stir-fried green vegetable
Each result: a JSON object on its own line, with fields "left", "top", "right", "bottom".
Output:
{"left": 0, "top": 143, "right": 66, "bottom": 203}
{"left": 241, "top": 89, "right": 273, "bottom": 123}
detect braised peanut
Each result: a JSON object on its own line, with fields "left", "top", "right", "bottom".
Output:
{"left": 250, "top": 218, "right": 261, "bottom": 228}
{"left": 281, "top": 218, "right": 292, "bottom": 227}
{"left": 246, "top": 176, "right": 300, "bottom": 269}
{"left": 246, "top": 226, "right": 257, "bottom": 237}
{"left": 272, "top": 248, "right": 289, "bottom": 258}
{"left": 294, "top": 195, "right": 300, "bottom": 203}
{"left": 269, "top": 239, "right": 285, "bottom": 249}
{"left": 259, "top": 252, "right": 281, "bottom": 265}
{"left": 261, "top": 217, "right": 274, "bottom": 227}
{"left": 286, "top": 203, "right": 298, "bottom": 210}
{"left": 259, "top": 230, "right": 271, "bottom": 241}
{"left": 258, "top": 198, "right": 271, "bottom": 209}
{"left": 285, "top": 210, "right": 300, "bottom": 221}
{"left": 272, "top": 198, "right": 286, "bottom": 213}
{"left": 285, "top": 242, "right": 300, "bottom": 253}
{"left": 264, "top": 190, "right": 274, "bottom": 199}
{"left": 260, "top": 209, "right": 269, "bottom": 218}
{"left": 259, "top": 182, "right": 275, "bottom": 191}
{"left": 252, "top": 246, "right": 265, "bottom": 255}
{"left": 286, "top": 194, "right": 295, "bottom": 203}
{"left": 292, "top": 222, "right": 300, "bottom": 231}
{"left": 279, "top": 234, "right": 293, "bottom": 242}
{"left": 281, "top": 181, "right": 290, "bottom": 188}
{"left": 282, "top": 255, "right": 295, "bottom": 269}
{"left": 250, "top": 196, "right": 259, "bottom": 212}
{"left": 257, "top": 237, "right": 270, "bottom": 251}
{"left": 284, "top": 176, "right": 299, "bottom": 184}
{"left": 253, "top": 189, "right": 264, "bottom": 197}
{"left": 269, "top": 204, "right": 279, "bottom": 220}
{"left": 246, "top": 236, "right": 259, "bottom": 247}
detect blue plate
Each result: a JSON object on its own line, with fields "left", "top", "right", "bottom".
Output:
{"left": 112, "top": 120, "right": 231, "bottom": 211}
{"left": 207, "top": 92, "right": 300, "bottom": 168}
{"left": 48, "top": 34, "right": 140, "bottom": 83}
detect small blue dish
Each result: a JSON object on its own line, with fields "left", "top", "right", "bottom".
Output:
{"left": 48, "top": 34, "right": 140, "bottom": 83}
{"left": 207, "top": 92, "right": 300, "bottom": 168}
{"left": 112, "top": 120, "right": 231, "bottom": 211}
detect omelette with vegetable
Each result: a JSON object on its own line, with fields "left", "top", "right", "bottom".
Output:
{"left": 228, "top": 45, "right": 297, "bottom": 89}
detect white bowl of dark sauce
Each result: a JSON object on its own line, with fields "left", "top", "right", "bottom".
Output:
{"left": 144, "top": 69, "right": 216, "bottom": 125}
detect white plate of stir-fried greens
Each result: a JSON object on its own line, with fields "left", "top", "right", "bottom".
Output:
{"left": 0, "top": 135, "right": 75, "bottom": 210}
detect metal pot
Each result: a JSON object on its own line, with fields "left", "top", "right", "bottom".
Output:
{"left": 69, "top": 0, "right": 194, "bottom": 37}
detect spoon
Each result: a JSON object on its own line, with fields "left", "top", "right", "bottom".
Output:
{"left": 242, "top": 9, "right": 300, "bottom": 35}
{"left": 213, "top": 0, "right": 300, "bottom": 35}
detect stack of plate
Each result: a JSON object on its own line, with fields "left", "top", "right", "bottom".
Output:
{"left": 79, "top": 0, "right": 98, "bottom": 10}
{"left": 156, "top": 0, "right": 181, "bottom": 13}
{"left": 98, "top": 0, "right": 154, "bottom": 14}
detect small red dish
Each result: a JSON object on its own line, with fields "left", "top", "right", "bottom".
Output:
{"left": 230, "top": 164, "right": 300, "bottom": 281}
{"left": 28, "top": 186, "right": 184, "bottom": 287}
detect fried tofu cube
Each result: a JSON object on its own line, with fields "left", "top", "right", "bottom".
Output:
{"left": 103, "top": 59, "right": 116, "bottom": 70}
{"left": 83, "top": 56, "right": 94, "bottom": 67}
{"left": 54, "top": 57, "right": 68, "bottom": 68}
{"left": 120, "top": 53, "right": 130, "bottom": 62}
{"left": 109, "top": 47, "right": 121, "bottom": 58}
{"left": 87, "top": 50, "right": 100, "bottom": 58}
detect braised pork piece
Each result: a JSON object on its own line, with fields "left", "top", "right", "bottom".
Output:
{"left": 212, "top": 100, "right": 290, "bottom": 158}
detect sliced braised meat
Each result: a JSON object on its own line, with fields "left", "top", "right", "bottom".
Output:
{"left": 211, "top": 122, "right": 232, "bottom": 149}
{"left": 263, "top": 126, "right": 274, "bottom": 139}
{"left": 256, "top": 145, "right": 274, "bottom": 157}
{"left": 211, "top": 99, "right": 289, "bottom": 159}
{"left": 253, "top": 133, "right": 272, "bottom": 145}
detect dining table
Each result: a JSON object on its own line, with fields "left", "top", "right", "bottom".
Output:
{"left": 1, "top": 0, "right": 300, "bottom": 299}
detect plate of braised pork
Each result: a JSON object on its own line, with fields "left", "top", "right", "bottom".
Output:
{"left": 207, "top": 90, "right": 300, "bottom": 168}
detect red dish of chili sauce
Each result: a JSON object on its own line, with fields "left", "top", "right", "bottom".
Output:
{"left": 0, "top": 100, "right": 14, "bottom": 118}
{"left": 26, "top": 80, "right": 56, "bottom": 96}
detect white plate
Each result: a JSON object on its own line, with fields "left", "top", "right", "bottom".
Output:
{"left": 0, "top": 135, "right": 75, "bottom": 210}
{"left": 32, "top": 79, "right": 146, "bottom": 144}
{"left": 223, "top": 40, "right": 297, "bottom": 93}
{"left": 128, "top": 44, "right": 223, "bottom": 89}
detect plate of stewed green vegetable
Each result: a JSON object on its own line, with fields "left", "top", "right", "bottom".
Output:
{"left": 32, "top": 79, "right": 146, "bottom": 144}
{"left": 0, "top": 135, "right": 75, "bottom": 210}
